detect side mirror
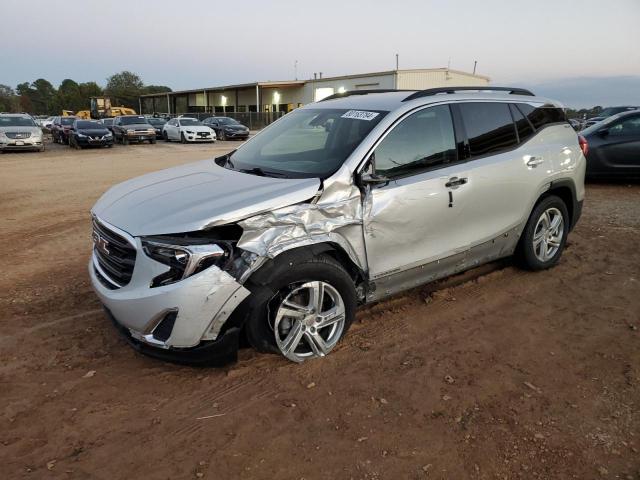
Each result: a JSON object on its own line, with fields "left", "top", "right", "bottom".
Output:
{"left": 360, "top": 172, "right": 390, "bottom": 186}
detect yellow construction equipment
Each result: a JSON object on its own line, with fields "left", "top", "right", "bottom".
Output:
{"left": 90, "top": 97, "right": 137, "bottom": 119}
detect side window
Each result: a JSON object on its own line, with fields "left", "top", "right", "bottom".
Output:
{"left": 509, "top": 103, "right": 535, "bottom": 143}
{"left": 458, "top": 102, "right": 518, "bottom": 157}
{"left": 516, "top": 104, "right": 566, "bottom": 130}
{"left": 374, "top": 105, "right": 456, "bottom": 177}
{"left": 608, "top": 116, "right": 640, "bottom": 137}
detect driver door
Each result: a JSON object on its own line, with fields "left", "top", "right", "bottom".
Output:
{"left": 363, "top": 104, "right": 471, "bottom": 279}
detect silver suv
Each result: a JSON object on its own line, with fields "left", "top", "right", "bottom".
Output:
{"left": 0, "top": 113, "right": 45, "bottom": 152}
{"left": 89, "top": 87, "right": 586, "bottom": 365}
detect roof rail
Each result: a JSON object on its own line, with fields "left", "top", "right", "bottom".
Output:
{"left": 319, "top": 89, "right": 407, "bottom": 102}
{"left": 402, "top": 86, "right": 535, "bottom": 102}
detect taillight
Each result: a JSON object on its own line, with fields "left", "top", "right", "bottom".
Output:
{"left": 578, "top": 135, "right": 588, "bottom": 156}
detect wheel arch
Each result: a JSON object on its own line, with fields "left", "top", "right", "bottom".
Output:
{"left": 247, "top": 242, "right": 366, "bottom": 290}
{"left": 542, "top": 178, "right": 580, "bottom": 231}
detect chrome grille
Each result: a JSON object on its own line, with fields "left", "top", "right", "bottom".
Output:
{"left": 92, "top": 218, "right": 136, "bottom": 288}
{"left": 6, "top": 132, "right": 32, "bottom": 139}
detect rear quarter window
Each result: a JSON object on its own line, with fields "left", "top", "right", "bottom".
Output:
{"left": 516, "top": 104, "right": 567, "bottom": 130}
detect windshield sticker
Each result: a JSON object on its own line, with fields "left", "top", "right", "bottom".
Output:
{"left": 341, "top": 110, "right": 379, "bottom": 121}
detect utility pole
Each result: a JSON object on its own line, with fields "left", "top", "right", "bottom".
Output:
{"left": 294, "top": 60, "right": 298, "bottom": 80}
{"left": 473, "top": 60, "right": 477, "bottom": 75}
{"left": 395, "top": 53, "right": 399, "bottom": 70}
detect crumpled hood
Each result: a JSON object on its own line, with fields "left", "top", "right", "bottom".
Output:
{"left": 92, "top": 159, "right": 321, "bottom": 236}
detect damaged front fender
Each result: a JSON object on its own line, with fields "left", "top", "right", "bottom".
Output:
{"left": 236, "top": 166, "right": 369, "bottom": 274}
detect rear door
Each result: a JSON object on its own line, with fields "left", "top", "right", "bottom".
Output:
{"left": 454, "top": 102, "right": 553, "bottom": 246}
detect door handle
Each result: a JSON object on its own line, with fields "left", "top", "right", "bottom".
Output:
{"left": 445, "top": 177, "right": 468, "bottom": 188}
{"left": 525, "top": 155, "right": 544, "bottom": 167}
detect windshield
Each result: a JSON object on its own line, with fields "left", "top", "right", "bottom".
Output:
{"left": 224, "top": 108, "right": 387, "bottom": 179}
{"left": 218, "top": 117, "right": 239, "bottom": 125}
{"left": 120, "top": 116, "right": 148, "bottom": 125}
{"left": 598, "top": 107, "right": 634, "bottom": 118}
{"left": 147, "top": 118, "right": 166, "bottom": 125}
{"left": 61, "top": 117, "right": 75, "bottom": 125}
{"left": 179, "top": 118, "right": 202, "bottom": 126}
{"left": 0, "top": 116, "right": 36, "bottom": 127}
{"left": 77, "top": 121, "right": 102, "bottom": 129}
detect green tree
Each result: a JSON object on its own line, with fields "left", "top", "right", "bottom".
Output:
{"left": 0, "top": 84, "right": 21, "bottom": 112}
{"left": 31, "top": 79, "right": 57, "bottom": 114}
{"left": 143, "top": 85, "right": 172, "bottom": 95}
{"left": 105, "top": 71, "right": 144, "bottom": 109}
{"left": 58, "top": 78, "right": 84, "bottom": 112}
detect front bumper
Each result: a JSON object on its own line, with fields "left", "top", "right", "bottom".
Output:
{"left": 223, "top": 130, "right": 249, "bottom": 139}
{"left": 105, "top": 307, "right": 242, "bottom": 366}
{"left": 184, "top": 132, "right": 215, "bottom": 142}
{"left": 76, "top": 136, "right": 113, "bottom": 147}
{"left": 0, "top": 138, "right": 43, "bottom": 150}
{"left": 88, "top": 237, "right": 250, "bottom": 354}
{"left": 126, "top": 131, "right": 155, "bottom": 142}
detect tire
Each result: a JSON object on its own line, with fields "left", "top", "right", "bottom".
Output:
{"left": 242, "top": 252, "right": 356, "bottom": 363}
{"left": 39, "top": 144, "right": 45, "bottom": 152}
{"left": 180, "top": 132, "right": 187, "bottom": 144}
{"left": 218, "top": 130, "right": 226, "bottom": 141}
{"left": 517, "top": 195, "right": 569, "bottom": 271}
{"left": 163, "top": 131, "right": 170, "bottom": 142}
{"left": 150, "top": 138, "right": 156, "bottom": 144}
{"left": 122, "top": 135, "right": 129, "bottom": 145}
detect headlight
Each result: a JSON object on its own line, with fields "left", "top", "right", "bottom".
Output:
{"left": 186, "top": 130, "right": 194, "bottom": 134}
{"left": 77, "top": 133, "right": 87, "bottom": 138}
{"left": 105, "top": 132, "right": 113, "bottom": 137}
{"left": 142, "top": 240, "right": 228, "bottom": 287}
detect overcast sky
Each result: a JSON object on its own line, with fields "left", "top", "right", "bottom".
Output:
{"left": 1, "top": 0, "right": 638, "bottom": 106}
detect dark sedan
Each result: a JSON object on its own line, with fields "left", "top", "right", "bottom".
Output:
{"left": 51, "top": 116, "right": 76, "bottom": 144}
{"left": 69, "top": 120, "right": 114, "bottom": 149}
{"left": 99, "top": 118, "right": 115, "bottom": 134}
{"left": 112, "top": 115, "right": 157, "bottom": 144}
{"left": 146, "top": 117, "right": 167, "bottom": 139}
{"left": 202, "top": 116, "right": 250, "bottom": 140}
{"left": 582, "top": 110, "right": 640, "bottom": 179}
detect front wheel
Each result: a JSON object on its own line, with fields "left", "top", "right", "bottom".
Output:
{"left": 122, "top": 135, "right": 129, "bottom": 145}
{"left": 163, "top": 131, "right": 170, "bottom": 142}
{"left": 517, "top": 195, "right": 569, "bottom": 271}
{"left": 180, "top": 132, "right": 187, "bottom": 144}
{"left": 150, "top": 138, "right": 156, "bottom": 144}
{"left": 243, "top": 254, "right": 356, "bottom": 363}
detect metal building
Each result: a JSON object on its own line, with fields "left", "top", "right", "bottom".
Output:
{"left": 139, "top": 68, "right": 490, "bottom": 120}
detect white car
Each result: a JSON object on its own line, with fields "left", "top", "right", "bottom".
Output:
{"left": 162, "top": 117, "right": 216, "bottom": 143}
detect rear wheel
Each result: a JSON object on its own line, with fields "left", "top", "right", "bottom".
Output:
{"left": 243, "top": 253, "right": 356, "bottom": 363}
{"left": 218, "top": 130, "right": 226, "bottom": 141}
{"left": 517, "top": 195, "right": 569, "bottom": 271}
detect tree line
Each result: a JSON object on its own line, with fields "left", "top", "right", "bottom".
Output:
{"left": 0, "top": 71, "right": 171, "bottom": 115}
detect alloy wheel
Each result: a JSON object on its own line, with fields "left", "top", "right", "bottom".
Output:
{"left": 272, "top": 281, "right": 346, "bottom": 363}
{"left": 532, "top": 207, "right": 564, "bottom": 262}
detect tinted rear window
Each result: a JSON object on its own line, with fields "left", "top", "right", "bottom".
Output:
{"left": 516, "top": 104, "right": 566, "bottom": 130}
{"left": 459, "top": 102, "right": 518, "bottom": 157}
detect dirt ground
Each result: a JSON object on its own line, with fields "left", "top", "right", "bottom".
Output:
{"left": 1, "top": 139, "right": 639, "bottom": 480}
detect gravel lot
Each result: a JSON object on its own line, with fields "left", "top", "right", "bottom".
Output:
{"left": 1, "top": 140, "right": 639, "bottom": 479}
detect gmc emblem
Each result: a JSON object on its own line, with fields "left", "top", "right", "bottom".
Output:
{"left": 92, "top": 231, "right": 110, "bottom": 255}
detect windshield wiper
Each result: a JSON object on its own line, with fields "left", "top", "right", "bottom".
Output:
{"left": 239, "top": 167, "right": 287, "bottom": 178}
